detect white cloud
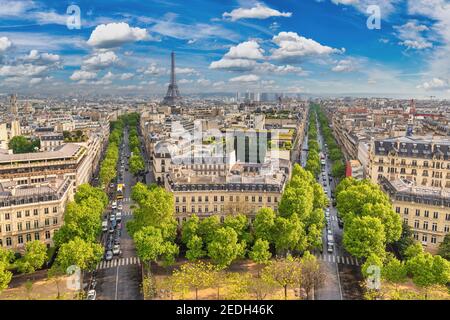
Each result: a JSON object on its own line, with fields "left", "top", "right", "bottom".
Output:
{"left": 24, "top": 49, "right": 60, "bottom": 65}
{"left": 146, "top": 13, "right": 238, "bottom": 41}
{"left": 102, "top": 71, "right": 115, "bottom": 80}
{"left": 271, "top": 31, "right": 344, "bottom": 62}
{"left": 417, "top": 78, "right": 449, "bottom": 90}
{"left": 332, "top": 59, "right": 357, "bottom": 72}
{"left": 87, "top": 22, "right": 148, "bottom": 48}
{"left": 82, "top": 51, "right": 119, "bottom": 70}
{"left": 0, "top": 36, "right": 12, "bottom": 53}
{"left": 394, "top": 21, "right": 433, "bottom": 50}
{"left": 29, "top": 77, "right": 43, "bottom": 85}
{"left": 0, "top": 0, "right": 36, "bottom": 18}
{"left": 213, "top": 81, "right": 225, "bottom": 87}
{"left": 0, "top": 64, "right": 48, "bottom": 77}
{"left": 229, "top": 74, "right": 260, "bottom": 82}
{"left": 120, "top": 73, "right": 134, "bottom": 80}
{"left": 224, "top": 40, "right": 264, "bottom": 60}
{"left": 197, "top": 78, "right": 211, "bottom": 86}
{"left": 178, "top": 79, "right": 193, "bottom": 84}
{"left": 70, "top": 70, "right": 97, "bottom": 81}
{"left": 139, "top": 62, "right": 166, "bottom": 75}
{"left": 175, "top": 67, "right": 198, "bottom": 75}
{"left": 330, "top": 0, "right": 401, "bottom": 18}
{"left": 223, "top": 3, "right": 292, "bottom": 21}
{"left": 210, "top": 58, "right": 257, "bottom": 71}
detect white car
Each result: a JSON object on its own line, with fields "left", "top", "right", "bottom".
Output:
{"left": 113, "top": 244, "right": 120, "bottom": 255}
{"left": 111, "top": 201, "right": 117, "bottom": 210}
{"left": 115, "top": 211, "right": 122, "bottom": 222}
{"left": 86, "top": 289, "right": 96, "bottom": 300}
{"left": 118, "top": 203, "right": 123, "bottom": 211}
{"left": 327, "top": 229, "right": 333, "bottom": 236}
{"left": 327, "top": 234, "right": 334, "bottom": 243}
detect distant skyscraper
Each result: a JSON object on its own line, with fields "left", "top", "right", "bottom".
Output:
{"left": 162, "top": 51, "right": 183, "bottom": 106}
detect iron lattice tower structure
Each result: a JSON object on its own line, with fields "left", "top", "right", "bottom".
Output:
{"left": 162, "top": 51, "right": 183, "bottom": 106}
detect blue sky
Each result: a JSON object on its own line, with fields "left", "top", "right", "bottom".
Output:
{"left": 0, "top": 0, "right": 449, "bottom": 98}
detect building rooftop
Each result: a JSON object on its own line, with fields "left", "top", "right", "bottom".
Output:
{"left": 0, "top": 143, "right": 83, "bottom": 163}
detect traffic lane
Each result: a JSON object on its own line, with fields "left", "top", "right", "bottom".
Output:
{"left": 95, "top": 267, "right": 116, "bottom": 300}
{"left": 117, "top": 263, "right": 143, "bottom": 300}
{"left": 315, "top": 259, "right": 342, "bottom": 300}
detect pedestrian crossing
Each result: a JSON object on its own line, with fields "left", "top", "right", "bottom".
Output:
{"left": 97, "top": 256, "right": 141, "bottom": 270}
{"left": 314, "top": 253, "right": 359, "bottom": 266}
{"left": 121, "top": 211, "right": 133, "bottom": 216}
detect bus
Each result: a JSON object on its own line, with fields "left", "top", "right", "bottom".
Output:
{"left": 116, "top": 183, "right": 124, "bottom": 200}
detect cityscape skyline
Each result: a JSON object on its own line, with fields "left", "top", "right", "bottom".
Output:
{"left": 0, "top": 0, "right": 449, "bottom": 98}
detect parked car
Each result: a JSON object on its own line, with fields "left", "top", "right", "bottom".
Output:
{"left": 338, "top": 217, "right": 344, "bottom": 228}
{"left": 101, "top": 220, "right": 108, "bottom": 232}
{"left": 105, "top": 250, "right": 113, "bottom": 261}
{"left": 327, "top": 229, "right": 333, "bottom": 236}
{"left": 86, "top": 289, "right": 96, "bottom": 300}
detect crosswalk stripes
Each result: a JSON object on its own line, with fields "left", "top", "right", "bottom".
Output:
{"left": 96, "top": 256, "right": 141, "bottom": 270}
{"left": 314, "top": 253, "right": 358, "bottom": 266}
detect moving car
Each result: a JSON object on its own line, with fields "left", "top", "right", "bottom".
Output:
{"left": 327, "top": 243, "right": 334, "bottom": 253}
{"left": 327, "top": 234, "right": 334, "bottom": 244}
{"left": 110, "top": 214, "right": 116, "bottom": 222}
{"left": 112, "top": 244, "right": 120, "bottom": 255}
{"left": 111, "top": 201, "right": 117, "bottom": 210}
{"left": 338, "top": 217, "right": 344, "bottom": 228}
{"left": 116, "top": 211, "right": 122, "bottom": 222}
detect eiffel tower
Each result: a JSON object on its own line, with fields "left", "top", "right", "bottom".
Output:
{"left": 161, "top": 51, "right": 183, "bottom": 106}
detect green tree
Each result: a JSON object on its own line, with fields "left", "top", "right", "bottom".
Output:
{"left": 261, "top": 256, "right": 302, "bottom": 300}
{"left": 127, "top": 183, "right": 177, "bottom": 241}
{"left": 343, "top": 216, "right": 386, "bottom": 259}
{"left": 0, "top": 256, "right": 12, "bottom": 292}
{"left": 74, "top": 184, "right": 108, "bottom": 208}
{"left": 207, "top": 227, "right": 246, "bottom": 268}
{"left": 129, "top": 154, "right": 145, "bottom": 176}
{"left": 382, "top": 256, "right": 407, "bottom": 289}
{"left": 361, "top": 203, "right": 402, "bottom": 244}
{"left": 272, "top": 215, "right": 306, "bottom": 255}
{"left": 249, "top": 239, "right": 272, "bottom": 265}
{"left": 300, "top": 251, "right": 325, "bottom": 300}
{"left": 181, "top": 215, "right": 200, "bottom": 244}
{"left": 198, "top": 215, "right": 221, "bottom": 244}
{"left": 16, "top": 241, "right": 47, "bottom": 274}
{"left": 404, "top": 242, "right": 424, "bottom": 260}
{"left": 438, "top": 234, "right": 450, "bottom": 261}
{"left": 253, "top": 207, "right": 276, "bottom": 243}
{"left": 391, "top": 222, "right": 416, "bottom": 260}
{"left": 8, "top": 136, "right": 40, "bottom": 154}
{"left": 406, "top": 252, "right": 450, "bottom": 299}
{"left": 134, "top": 226, "right": 179, "bottom": 273}
{"left": 223, "top": 214, "right": 251, "bottom": 243}
{"left": 186, "top": 235, "right": 205, "bottom": 261}
{"left": 331, "top": 160, "right": 346, "bottom": 179}
{"left": 172, "top": 261, "right": 216, "bottom": 300}
{"left": 55, "top": 237, "right": 103, "bottom": 272}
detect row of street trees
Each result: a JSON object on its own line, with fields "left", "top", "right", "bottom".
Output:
{"left": 159, "top": 253, "right": 324, "bottom": 300}
{"left": 129, "top": 164, "right": 328, "bottom": 299}
{"left": 315, "top": 105, "right": 346, "bottom": 179}
{"left": 305, "top": 110, "right": 321, "bottom": 177}
{"left": 126, "top": 114, "right": 146, "bottom": 177}
{"left": 99, "top": 118, "right": 124, "bottom": 188}
{"left": 336, "top": 177, "right": 450, "bottom": 299}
